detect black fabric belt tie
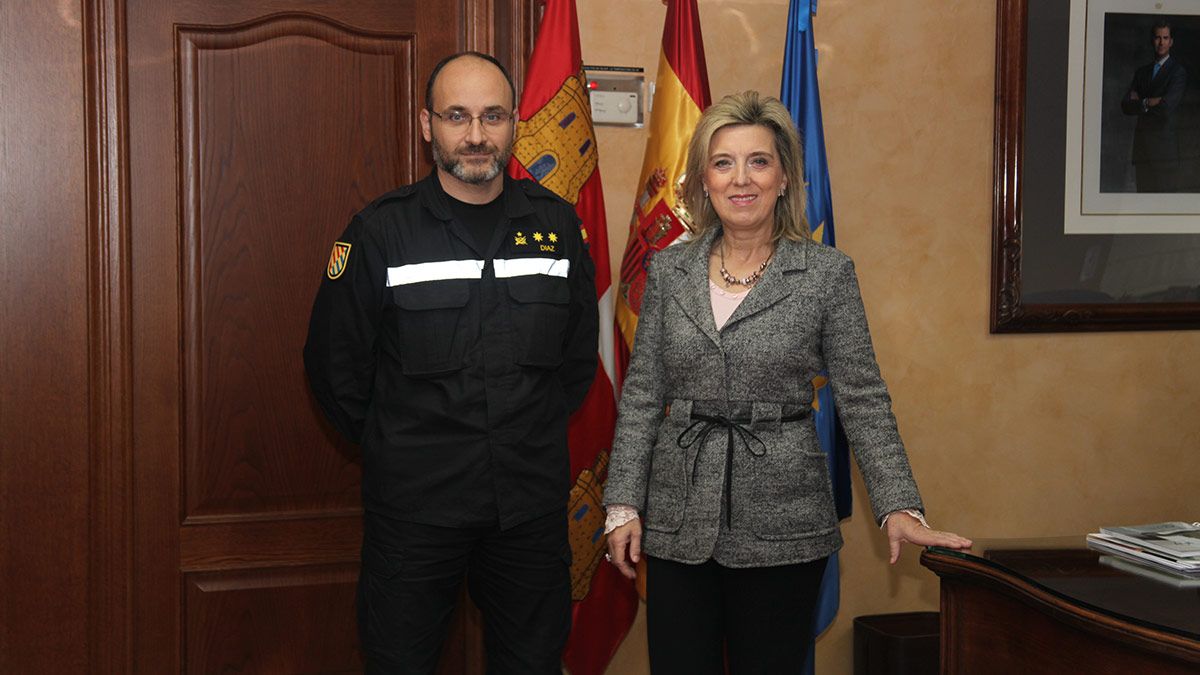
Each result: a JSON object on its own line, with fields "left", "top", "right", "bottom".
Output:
{"left": 676, "top": 411, "right": 809, "bottom": 528}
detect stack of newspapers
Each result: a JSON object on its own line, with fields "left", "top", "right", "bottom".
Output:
{"left": 1086, "top": 521, "right": 1200, "bottom": 578}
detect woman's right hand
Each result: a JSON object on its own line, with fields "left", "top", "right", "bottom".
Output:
{"left": 606, "top": 519, "right": 642, "bottom": 580}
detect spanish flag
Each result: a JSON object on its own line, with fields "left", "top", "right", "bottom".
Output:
{"left": 506, "top": 0, "right": 635, "bottom": 672}
{"left": 614, "top": 0, "right": 712, "bottom": 376}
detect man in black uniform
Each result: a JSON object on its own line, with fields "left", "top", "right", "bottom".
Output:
{"left": 1122, "top": 19, "right": 1188, "bottom": 192}
{"left": 304, "top": 52, "right": 598, "bottom": 674}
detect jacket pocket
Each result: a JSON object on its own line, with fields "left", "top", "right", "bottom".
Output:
{"left": 391, "top": 281, "right": 470, "bottom": 376}
{"left": 506, "top": 275, "right": 570, "bottom": 368}
{"left": 749, "top": 426, "right": 838, "bottom": 540}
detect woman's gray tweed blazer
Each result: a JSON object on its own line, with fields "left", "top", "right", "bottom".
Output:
{"left": 603, "top": 227, "right": 924, "bottom": 568}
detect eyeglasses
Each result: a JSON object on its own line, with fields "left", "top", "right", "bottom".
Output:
{"left": 429, "top": 109, "right": 515, "bottom": 130}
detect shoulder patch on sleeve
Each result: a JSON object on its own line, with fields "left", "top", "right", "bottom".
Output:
{"left": 326, "top": 241, "right": 352, "bottom": 279}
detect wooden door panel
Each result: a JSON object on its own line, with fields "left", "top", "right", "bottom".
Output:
{"left": 184, "top": 564, "right": 361, "bottom": 673}
{"left": 128, "top": 1, "right": 459, "bottom": 671}
{"left": 177, "top": 15, "right": 412, "bottom": 520}
{"left": 121, "top": 0, "right": 535, "bottom": 671}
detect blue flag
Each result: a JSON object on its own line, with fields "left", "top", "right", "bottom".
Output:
{"left": 780, "top": 1, "right": 853, "bottom": 672}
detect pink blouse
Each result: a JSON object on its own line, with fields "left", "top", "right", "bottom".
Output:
{"left": 709, "top": 279, "right": 750, "bottom": 329}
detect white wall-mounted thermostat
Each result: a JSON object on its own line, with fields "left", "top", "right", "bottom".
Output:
{"left": 583, "top": 65, "right": 645, "bottom": 128}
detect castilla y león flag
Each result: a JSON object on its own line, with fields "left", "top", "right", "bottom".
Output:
{"left": 614, "top": 0, "right": 712, "bottom": 376}
{"left": 506, "top": 0, "right": 635, "bottom": 672}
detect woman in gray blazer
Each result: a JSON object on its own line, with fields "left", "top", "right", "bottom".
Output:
{"left": 602, "top": 91, "right": 970, "bottom": 673}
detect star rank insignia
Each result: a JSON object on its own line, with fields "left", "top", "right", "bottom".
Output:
{"left": 514, "top": 231, "right": 528, "bottom": 246}
{"left": 548, "top": 232, "right": 558, "bottom": 243}
{"left": 534, "top": 229, "right": 557, "bottom": 252}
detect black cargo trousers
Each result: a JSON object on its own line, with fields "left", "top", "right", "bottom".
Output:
{"left": 357, "top": 509, "right": 571, "bottom": 674}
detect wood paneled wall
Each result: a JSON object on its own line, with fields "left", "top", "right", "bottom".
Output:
{"left": 1, "top": 2, "right": 538, "bottom": 672}
{"left": 1, "top": 2, "right": 91, "bottom": 671}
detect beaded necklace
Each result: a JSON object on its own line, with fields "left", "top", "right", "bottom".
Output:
{"left": 718, "top": 239, "right": 773, "bottom": 287}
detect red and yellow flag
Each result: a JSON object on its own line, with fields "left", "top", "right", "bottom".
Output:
{"left": 615, "top": 0, "right": 712, "bottom": 375}
{"left": 507, "top": 1, "right": 635, "bottom": 672}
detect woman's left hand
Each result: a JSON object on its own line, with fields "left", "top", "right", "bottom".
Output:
{"left": 885, "top": 512, "right": 972, "bottom": 564}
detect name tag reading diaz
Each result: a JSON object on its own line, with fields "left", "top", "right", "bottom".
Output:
{"left": 513, "top": 230, "right": 559, "bottom": 253}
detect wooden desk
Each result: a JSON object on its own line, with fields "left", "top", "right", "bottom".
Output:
{"left": 920, "top": 537, "right": 1200, "bottom": 674}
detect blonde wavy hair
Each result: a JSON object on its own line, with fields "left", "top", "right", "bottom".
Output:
{"left": 680, "top": 91, "right": 810, "bottom": 242}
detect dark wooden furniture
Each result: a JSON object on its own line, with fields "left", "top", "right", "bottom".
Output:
{"left": 921, "top": 537, "right": 1200, "bottom": 674}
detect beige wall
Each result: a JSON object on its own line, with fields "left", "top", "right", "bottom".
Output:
{"left": 578, "top": 0, "right": 1200, "bottom": 672}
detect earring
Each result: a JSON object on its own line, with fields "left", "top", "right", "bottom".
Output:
{"left": 779, "top": 186, "right": 787, "bottom": 197}
{"left": 703, "top": 187, "right": 710, "bottom": 198}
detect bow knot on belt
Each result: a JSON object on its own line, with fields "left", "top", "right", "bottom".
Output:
{"left": 675, "top": 411, "right": 805, "bottom": 527}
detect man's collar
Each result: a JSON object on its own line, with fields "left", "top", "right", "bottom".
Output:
{"left": 419, "top": 170, "right": 534, "bottom": 221}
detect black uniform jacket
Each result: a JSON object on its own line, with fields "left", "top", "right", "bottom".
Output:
{"left": 304, "top": 172, "right": 598, "bottom": 529}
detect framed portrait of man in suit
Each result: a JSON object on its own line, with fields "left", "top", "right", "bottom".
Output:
{"left": 1065, "top": 0, "right": 1200, "bottom": 235}
{"left": 991, "top": 0, "right": 1200, "bottom": 333}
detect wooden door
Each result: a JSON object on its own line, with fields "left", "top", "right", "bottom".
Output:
{"left": 117, "top": 1, "right": 535, "bottom": 671}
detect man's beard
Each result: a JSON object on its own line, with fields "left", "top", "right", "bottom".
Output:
{"left": 431, "top": 135, "right": 512, "bottom": 185}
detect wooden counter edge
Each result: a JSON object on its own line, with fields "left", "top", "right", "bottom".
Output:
{"left": 920, "top": 547, "right": 1200, "bottom": 665}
